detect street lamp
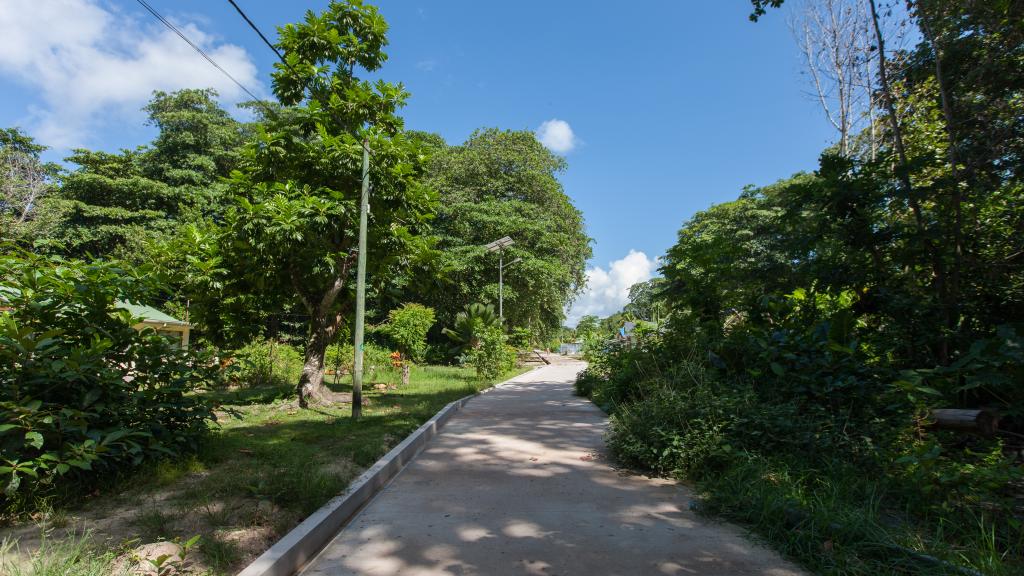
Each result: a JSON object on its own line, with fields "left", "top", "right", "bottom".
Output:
{"left": 484, "top": 236, "right": 518, "bottom": 320}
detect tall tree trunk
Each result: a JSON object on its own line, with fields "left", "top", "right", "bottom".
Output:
{"left": 401, "top": 360, "right": 411, "bottom": 386}
{"left": 868, "top": 0, "right": 950, "bottom": 364}
{"left": 917, "top": 3, "right": 964, "bottom": 351}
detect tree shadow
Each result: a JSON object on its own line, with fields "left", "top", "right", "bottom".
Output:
{"left": 293, "top": 366, "right": 806, "bottom": 576}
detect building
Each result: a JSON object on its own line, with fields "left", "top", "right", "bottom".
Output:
{"left": 559, "top": 342, "right": 583, "bottom": 356}
{"left": 118, "top": 302, "right": 191, "bottom": 349}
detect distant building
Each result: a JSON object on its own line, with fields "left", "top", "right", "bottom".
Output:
{"left": 118, "top": 302, "right": 191, "bottom": 349}
{"left": 559, "top": 342, "right": 583, "bottom": 356}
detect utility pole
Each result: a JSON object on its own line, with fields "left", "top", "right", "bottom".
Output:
{"left": 352, "top": 139, "right": 369, "bottom": 419}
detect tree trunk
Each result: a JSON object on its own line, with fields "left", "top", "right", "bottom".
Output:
{"left": 401, "top": 361, "right": 411, "bottom": 386}
{"left": 297, "top": 314, "right": 332, "bottom": 407}
{"left": 868, "top": 0, "right": 950, "bottom": 365}
{"left": 918, "top": 5, "right": 965, "bottom": 353}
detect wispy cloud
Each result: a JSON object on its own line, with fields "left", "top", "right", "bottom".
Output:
{"left": 415, "top": 59, "right": 438, "bottom": 72}
{"left": 0, "top": 0, "right": 262, "bottom": 149}
{"left": 536, "top": 119, "right": 578, "bottom": 154}
{"left": 566, "top": 250, "right": 658, "bottom": 327}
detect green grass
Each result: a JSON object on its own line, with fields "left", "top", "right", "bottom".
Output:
{"left": 4, "top": 363, "right": 527, "bottom": 576}
{"left": 0, "top": 533, "right": 123, "bottom": 576}
{"left": 692, "top": 454, "right": 1021, "bottom": 576}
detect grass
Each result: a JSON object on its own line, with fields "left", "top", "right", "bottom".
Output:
{"left": 0, "top": 533, "right": 123, "bottom": 576}
{"left": 2, "top": 363, "right": 528, "bottom": 576}
{"left": 691, "top": 454, "right": 1022, "bottom": 576}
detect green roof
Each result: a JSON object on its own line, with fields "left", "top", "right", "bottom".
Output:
{"left": 116, "top": 301, "right": 188, "bottom": 326}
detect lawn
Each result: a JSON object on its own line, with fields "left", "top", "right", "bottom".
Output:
{"left": 0, "top": 364, "right": 529, "bottom": 575}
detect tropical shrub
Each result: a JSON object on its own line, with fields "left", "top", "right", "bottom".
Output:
{"left": 442, "top": 303, "right": 499, "bottom": 354}
{"left": 465, "top": 324, "right": 516, "bottom": 379}
{"left": 0, "top": 251, "right": 215, "bottom": 510}
{"left": 224, "top": 338, "right": 304, "bottom": 388}
{"left": 378, "top": 304, "right": 435, "bottom": 363}
{"left": 378, "top": 303, "right": 435, "bottom": 384}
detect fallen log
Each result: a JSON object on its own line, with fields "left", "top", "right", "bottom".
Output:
{"left": 928, "top": 409, "right": 998, "bottom": 436}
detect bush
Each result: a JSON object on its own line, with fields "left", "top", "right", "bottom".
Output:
{"left": 377, "top": 303, "right": 435, "bottom": 363}
{"left": 465, "top": 325, "right": 516, "bottom": 380}
{"left": 326, "top": 341, "right": 399, "bottom": 383}
{"left": 0, "top": 251, "right": 215, "bottom": 509}
{"left": 578, "top": 319, "right": 1024, "bottom": 574}
{"left": 224, "top": 338, "right": 303, "bottom": 388}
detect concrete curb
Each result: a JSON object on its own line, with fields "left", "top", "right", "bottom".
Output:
{"left": 235, "top": 368, "right": 541, "bottom": 576}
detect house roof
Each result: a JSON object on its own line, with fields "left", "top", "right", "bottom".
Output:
{"left": 116, "top": 301, "right": 188, "bottom": 326}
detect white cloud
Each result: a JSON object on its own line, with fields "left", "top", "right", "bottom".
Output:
{"left": 0, "top": 0, "right": 262, "bottom": 149}
{"left": 535, "top": 119, "right": 578, "bottom": 154}
{"left": 415, "top": 59, "right": 437, "bottom": 72}
{"left": 565, "top": 250, "right": 658, "bottom": 327}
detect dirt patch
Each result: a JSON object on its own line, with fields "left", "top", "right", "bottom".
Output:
{"left": 0, "top": 475, "right": 305, "bottom": 575}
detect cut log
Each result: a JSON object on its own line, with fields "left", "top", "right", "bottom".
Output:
{"left": 929, "top": 409, "right": 999, "bottom": 436}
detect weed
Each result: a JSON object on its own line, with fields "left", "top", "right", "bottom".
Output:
{"left": 132, "top": 509, "right": 176, "bottom": 541}
{"left": 0, "top": 532, "right": 122, "bottom": 576}
{"left": 200, "top": 532, "right": 241, "bottom": 572}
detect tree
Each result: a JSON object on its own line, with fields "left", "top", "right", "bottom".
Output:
{"left": 575, "top": 315, "right": 600, "bottom": 341}
{"left": 417, "top": 129, "right": 590, "bottom": 342}
{"left": 624, "top": 278, "right": 668, "bottom": 323}
{"left": 220, "top": 0, "right": 436, "bottom": 406}
{"left": 378, "top": 303, "right": 435, "bottom": 385}
{"left": 38, "top": 90, "right": 246, "bottom": 260}
{"left": 790, "top": 0, "right": 878, "bottom": 157}
{"left": 0, "top": 128, "right": 61, "bottom": 243}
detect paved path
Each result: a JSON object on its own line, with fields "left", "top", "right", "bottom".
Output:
{"left": 301, "top": 361, "right": 803, "bottom": 576}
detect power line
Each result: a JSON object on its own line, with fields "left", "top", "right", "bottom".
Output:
{"left": 134, "top": 0, "right": 268, "bottom": 110}
{"left": 224, "top": 1, "right": 378, "bottom": 156}
{"left": 226, "top": 0, "right": 290, "bottom": 70}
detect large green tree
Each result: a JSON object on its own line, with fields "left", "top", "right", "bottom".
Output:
{"left": 218, "top": 0, "right": 435, "bottom": 405}
{"left": 417, "top": 129, "right": 590, "bottom": 343}
{"left": 39, "top": 89, "right": 246, "bottom": 259}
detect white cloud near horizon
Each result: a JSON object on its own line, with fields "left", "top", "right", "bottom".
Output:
{"left": 565, "top": 250, "right": 658, "bottom": 327}
{"left": 535, "top": 119, "right": 578, "bottom": 154}
{"left": 0, "top": 0, "right": 262, "bottom": 149}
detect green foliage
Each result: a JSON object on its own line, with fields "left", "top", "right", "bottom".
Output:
{"left": 218, "top": 0, "right": 436, "bottom": 401}
{"left": 377, "top": 303, "right": 435, "bottom": 362}
{"left": 325, "top": 341, "right": 397, "bottom": 382}
{"left": 224, "top": 339, "right": 304, "bottom": 388}
{"left": 623, "top": 278, "right": 667, "bottom": 323}
{"left": 465, "top": 324, "right": 516, "bottom": 380}
{"left": 0, "top": 128, "right": 62, "bottom": 247}
{"left": 416, "top": 128, "right": 591, "bottom": 343}
{"left": 442, "top": 303, "right": 499, "bottom": 354}
{"left": 37, "top": 90, "right": 246, "bottom": 261}
{"left": 587, "top": 5, "right": 1024, "bottom": 570}
{"left": 0, "top": 251, "right": 215, "bottom": 510}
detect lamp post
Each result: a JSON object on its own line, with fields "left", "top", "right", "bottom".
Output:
{"left": 484, "top": 236, "right": 518, "bottom": 320}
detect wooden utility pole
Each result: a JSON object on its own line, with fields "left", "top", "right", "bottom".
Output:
{"left": 352, "top": 139, "right": 370, "bottom": 419}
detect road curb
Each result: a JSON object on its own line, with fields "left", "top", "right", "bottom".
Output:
{"left": 235, "top": 367, "right": 542, "bottom": 576}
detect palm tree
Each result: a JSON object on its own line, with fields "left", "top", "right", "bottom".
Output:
{"left": 442, "top": 303, "right": 499, "bottom": 354}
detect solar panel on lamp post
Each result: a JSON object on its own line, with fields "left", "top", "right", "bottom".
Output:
{"left": 484, "top": 236, "right": 515, "bottom": 320}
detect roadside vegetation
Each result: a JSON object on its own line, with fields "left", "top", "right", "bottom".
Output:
{"left": 576, "top": 1, "right": 1023, "bottom": 574}
{"left": 1, "top": 362, "right": 524, "bottom": 575}
{"left": 0, "top": 0, "right": 583, "bottom": 572}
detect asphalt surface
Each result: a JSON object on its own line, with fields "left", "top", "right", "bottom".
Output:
{"left": 300, "top": 361, "right": 804, "bottom": 576}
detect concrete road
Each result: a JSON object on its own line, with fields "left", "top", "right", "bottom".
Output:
{"left": 300, "top": 361, "right": 803, "bottom": 576}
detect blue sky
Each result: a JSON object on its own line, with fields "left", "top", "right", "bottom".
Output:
{"left": 0, "top": 0, "right": 837, "bottom": 324}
